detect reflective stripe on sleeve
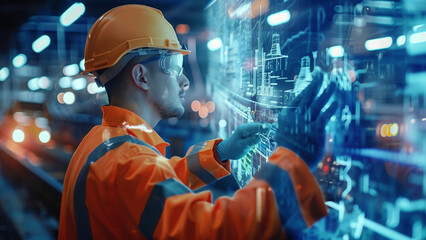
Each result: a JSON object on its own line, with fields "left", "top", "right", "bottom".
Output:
{"left": 254, "top": 162, "right": 307, "bottom": 239}
{"left": 186, "top": 142, "right": 217, "bottom": 184}
{"left": 74, "top": 135, "right": 161, "bottom": 240}
{"left": 138, "top": 178, "right": 192, "bottom": 240}
{"left": 194, "top": 174, "right": 240, "bottom": 202}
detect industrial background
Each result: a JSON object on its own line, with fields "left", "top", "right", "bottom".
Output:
{"left": 0, "top": 0, "right": 425, "bottom": 239}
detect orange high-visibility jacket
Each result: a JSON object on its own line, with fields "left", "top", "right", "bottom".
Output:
{"left": 59, "top": 105, "right": 327, "bottom": 240}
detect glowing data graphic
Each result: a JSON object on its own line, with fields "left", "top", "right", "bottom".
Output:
{"left": 206, "top": 0, "right": 426, "bottom": 239}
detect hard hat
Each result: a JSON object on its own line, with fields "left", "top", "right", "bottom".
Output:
{"left": 82, "top": 4, "right": 190, "bottom": 77}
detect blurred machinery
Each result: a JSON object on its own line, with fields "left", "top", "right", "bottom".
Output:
{"left": 0, "top": 1, "right": 211, "bottom": 238}
{"left": 206, "top": 0, "right": 426, "bottom": 239}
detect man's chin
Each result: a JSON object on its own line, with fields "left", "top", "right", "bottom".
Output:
{"left": 175, "top": 107, "right": 185, "bottom": 118}
{"left": 161, "top": 106, "right": 185, "bottom": 119}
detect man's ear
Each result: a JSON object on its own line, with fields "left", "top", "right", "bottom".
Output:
{"left": 131, "top": 63, "right": 149, "bottom": 90}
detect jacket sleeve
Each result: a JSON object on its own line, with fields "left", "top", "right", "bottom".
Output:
{"left": 167, "top": 139, "right": 231, "bottom": 190}
{"left": 117, "top": 146, "right": 327, "bottom": 240}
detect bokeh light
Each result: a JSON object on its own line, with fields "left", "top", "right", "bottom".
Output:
{"left": 12, "top": 129, "right": 25, "bottom": 143}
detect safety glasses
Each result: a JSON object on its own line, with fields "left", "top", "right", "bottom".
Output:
{"left": 93, "top": 47, "right": 187, "bottom": 87}
{"left": 140, "top": 52, "right": 183, "bottom": 78}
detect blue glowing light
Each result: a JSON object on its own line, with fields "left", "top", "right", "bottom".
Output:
{"left": 365, "top": 37, "right": 393, "bottom": 51}
{"left": 0, "top": 67, "right": 9, "bottom": 81}
{"left": 79, "top": 59, "right": 85, "bottom": 71}
{"left": 71, "top": 77, "right": 87, "bottom": 91}
{"left": 207, "top": 38, "right": 223, "bottom": 51}
{"left": 12, "top": 129, "right": 25, "bottom": 143}
{"left": 32, "top": 35, "right": 51, "bottom": 53}
{"left": 12, "top": 54, "right": 27, "bottom": 68}
{"left": 267, "top": 10, "right": 291, "bottom": 26}
{"left": 63, "top": 64, "right": 80, "bottom": 76}
{"left": 396, "top": 35, "right": 406, "bottom": 46}
{"left": 59, "top": 76, "right": 72, "bottom": 89}
{"left": 39, "top": 130, "right": 51, "bottom": 143}
{"left": 87, "top": 82, "right": 105, "bottom": 94}
{"left": 60, "top": 2, "right": 86, "bottom": 27}
{"left": 38, "top": 76, "right": 51, "bottom": 89}
{"left": 410, "top": 31, "right": 426, "bottom": 44}
{"left": 27, "top": 77, "right": 40, "bottom": 91}
{"left": 329, "top": 45, "right": 345, "bottom": 58}
{"left": 63, "top": 91, "right": 76, "bottom": 104}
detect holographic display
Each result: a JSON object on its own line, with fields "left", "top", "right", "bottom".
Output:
{"left": 205, "top": 0, "right": 426, "bottom": 239}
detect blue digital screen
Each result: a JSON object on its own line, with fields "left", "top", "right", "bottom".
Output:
{"left": 206, "top": 0, "right": 426, "bottom": 239}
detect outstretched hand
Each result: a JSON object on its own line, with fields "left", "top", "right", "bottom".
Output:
{"left": 217, "top": 122, "right": 271, "bottom": 162}
{"left": 275, "top": 67, "right": 338, "bottom": 170}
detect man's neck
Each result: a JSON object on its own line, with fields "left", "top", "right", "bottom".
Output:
{"left": 110, "top": 100, "right": 160, "bottom": 128}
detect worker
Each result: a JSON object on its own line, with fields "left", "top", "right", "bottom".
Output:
{"left": 59, "top": 4, "right": 338, "bottom": 240}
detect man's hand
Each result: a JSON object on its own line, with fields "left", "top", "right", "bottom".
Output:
{"left": 275, "top": 67, "right": 338, "bottom": 170}
{"left": 217, "top": 122, "right": 271, "bottom": 162}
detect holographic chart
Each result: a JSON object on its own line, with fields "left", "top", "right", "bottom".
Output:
{"left": 205, "top": 0, "right": 426, "bottom": 239}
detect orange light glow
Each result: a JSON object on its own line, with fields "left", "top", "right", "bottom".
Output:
{"left": 348, "top": 69, "right": 357, "bottom": 82}
{"left": 191, "top": 100, "right": 201, "bottom": 112}
{"left": 206, "top": 101, "right": 215, "bottom": 113}
{"left": 322, "top": 164, "right": 330, "bottom": 174}
{"left": 251, "top": 0, "right": 269, "bottom": 18}
{"left": 57, "top": 92, "right": 65, "bottom": 104}
{"left": 228, "top": 0, "right": 269, "bottom": 19}
{"left": 379, "top": 123, "right": 399, "bottom": 137}
{"left": 176, "top": 24, "right": 190, "bottom": 35}
{"left": 380, "top": 124, "right": 388, "bottom": 137}
{"left": 199, "top": 106, "right": 209, "bottom": 118}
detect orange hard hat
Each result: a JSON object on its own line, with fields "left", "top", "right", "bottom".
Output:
{"left": 82, "top": 4, "right": 190, "bottom": 75}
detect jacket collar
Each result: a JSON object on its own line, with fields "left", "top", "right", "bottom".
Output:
{"left": 101, "top": 105, "right": 169, "bottom": 155}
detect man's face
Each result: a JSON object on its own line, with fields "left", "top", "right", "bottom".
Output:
{"left": 146, "top": 60, "right": 189, "bottom": 119}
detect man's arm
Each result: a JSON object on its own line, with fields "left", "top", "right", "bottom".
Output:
{"left": 167, "top": 122, "right": 271, "bottom": 190}
{"left": 114, "top": 147, "right": 325, "bottom": 239}
{"left": 168, "top": 139, "right": 231, "bottom": 190}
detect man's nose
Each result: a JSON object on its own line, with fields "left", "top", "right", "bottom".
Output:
{"left": 180, "top": 74, "right": 190, "bottom": 91}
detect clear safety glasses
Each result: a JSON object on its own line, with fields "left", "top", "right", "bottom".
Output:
{"left": 140, "top": 52, "right": 184, "bottom": 78}
{"left": 93, "top": 47, "right": 187, "bottom": 87}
